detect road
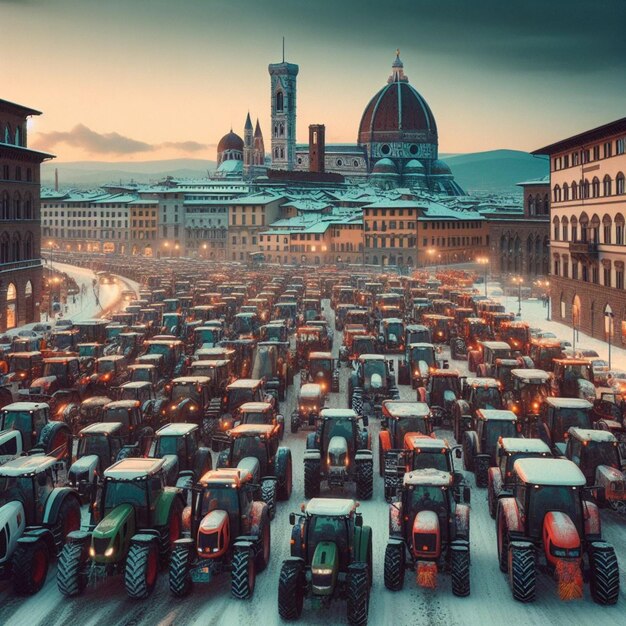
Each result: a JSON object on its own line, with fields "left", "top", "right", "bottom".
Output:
{"left": 1, "top": 297, "right": 625, "bottom": 626}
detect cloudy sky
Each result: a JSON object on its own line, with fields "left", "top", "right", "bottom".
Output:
{"left": 3, "top": 0, "right": 625, "bottom": 162}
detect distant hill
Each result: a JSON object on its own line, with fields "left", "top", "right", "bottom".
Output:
{"left": 41, "top": 158, "right": 217, "bottom": 188}
{"left": 442, "top": 149, "right": 548, "bottom": 194}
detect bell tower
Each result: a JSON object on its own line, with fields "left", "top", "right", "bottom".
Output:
{"left": 268, "top": 42, "right": 298, "bottom": 170}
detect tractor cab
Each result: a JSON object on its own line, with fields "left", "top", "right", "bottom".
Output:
{"left": 0, "top": 401, "right": 56, "bottom": 458}
{"left": 381, "top": 400, "right": 433, "bottom": 444}
{"left": 128, "top": 363, "right": 160, "bottom": 387}
{"left": 508, "top": 368, "right": 551, "bottom": 434}
{"left": 251, "top": 341, "right": 292, "bottom": 402}
{"left": 304, "top": 351, "right": 339, "bottom": 397}
{"left": 405, "top": 324, "right": 432, "bottom": 346}
{"left": 474, "top": 341, "right": 513, "bottom": 377}
{"left": 552, "top": 358, "right": 596, "bottom": 400}
{"left": 193, "top": 324, "right": 224, "bottom": 351}
{"left": 101, "top": 400, "right": 149, "bottom": 442}
{"left": 463, "top": 377, "right": 503, "bottom": 411}
{"left": 238, "top": 401, "right": 284, "bottom": 437}
{"left": 378, "top": 317, "right": 405, "bottom": 353}
{"left": 425, "top": 370, "right": 462, "bottom": 427}
{"left": 399, "top": 342, "right": 445, "bottom": 389}
{"left": 142, "top": 339, "right": 185, "bottom": 377}
{"left": 529, "top": 338, "right": 563, "bottom": 372}
{"left": 232, "top": 312, "right": 260, "bottom": 339}
{"left": 76, "top": 396, "right": 114, "bottom": 433}
{"left": 117, "top": 381, "right": 155, "bottom": 405}
{"left": 499, "top": 320, "right": 530, "bottom": 355}
{"left": 422, "top": 314, "right": 453, "bottom": 344}
{"left": 295, "top": 326, "right": 323, "bottom": 367}
{"left": 7, "top": 351, "right": 43, "bottom": 387}
{"left": 538, "top": 397, "right": 593, "bottom": 454}
{"left": 472, "top": 409, "right": 521, "bottom": 465}
{"left": 292, "top": 383, "right": 324, "bottom": 432}
{"left": 222, "top": 379, "right": 267, "bottom": 419}
{"left": 260, "top": 322, "right": 289, "bottom": 343}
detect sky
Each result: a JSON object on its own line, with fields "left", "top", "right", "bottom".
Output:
{"left": 3, "top": 0, "right": 625, "bottom": 162}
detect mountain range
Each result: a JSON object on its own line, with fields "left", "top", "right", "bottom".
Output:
{"left": 41, "top": 149, "right": 548, "bottom": 194}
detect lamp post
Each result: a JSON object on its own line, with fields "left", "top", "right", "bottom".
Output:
{"left": 427, "top": 248, "right": 437, "bottom": 272}
{"left": 476, "top": 256, "right": 489, "bottom": 296}
{"left": 605, "top": 306, "right": 615, "bottom": 370}
{"left": 163, "top": 241, "right": 169, "bottom": 258}
{"left": 513, "top": 276, "right": 523, "bottom": 317}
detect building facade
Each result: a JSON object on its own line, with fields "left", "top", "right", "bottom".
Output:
{"left": 268, "top": 59, "right": 299, "bottom": 171}
{"left": 534, "top": 118, "right": 626, "bottom": 341}
{"left": 0, "top": 99, "right": 51, "bottom": 330}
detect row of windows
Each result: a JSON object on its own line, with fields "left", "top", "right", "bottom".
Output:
{"left": 43, "top": 204, "right": 129, "bottom": 210}
{"left": 0, "top": 230, "right": 35, "bottom": 264}
{"left": 552, "top": 213, "right": 626, "bottom": 245}
{"left": 553, "top": 173, "right": 626, "bottom": 202}
{"left": 42, "top": 210, "right": 127, "bottom": 218}
{"left": 2, "top": 123, "right": 25, "bottom": 147}
{"left": 527, "top": 194, "right": 550, "bottom": 216}
{"left": 43, "top": 228, "right": 129, "bottom": 240}
{"left": 1, "top": 163, "right": 33, "bottom": 182}
{"left": 553, "top": 256, "right": 624, "bottom": 290}
{"left": 553, "top": 138, "right": 626, "bottom": 171}
{"left": 44, "top": 219, "right": 127, "bottom": 228}
{"left": 1, "top": 191, "right": 33, "bottom": 220}
{"left": 231, "top": 236, "right": 258, "bottom": 246}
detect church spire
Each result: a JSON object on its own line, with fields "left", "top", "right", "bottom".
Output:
{"left": 389, "top": 48, "right": 408, "bottom": 83}
{"left": 244, "top": 112, "right": 253, "bottom": 130}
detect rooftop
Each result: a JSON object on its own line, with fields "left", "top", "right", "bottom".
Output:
{"left": 0, "top": 455, "right": 57, "bottom": 476}
{"left": 305, "top": 497, "right": 356, "bottom": 517}
{"left": 513, "top": 458, "right": 586, "bottom": 487}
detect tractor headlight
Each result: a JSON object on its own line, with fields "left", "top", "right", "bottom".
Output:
{"left": 89, "top": 547, "right": 96, "bottom": 557}
{"left": 104, "top": 546, "right": 115, "bottom": 557}
{"left": 312, "top": 567, "right": 333, "bottom": 576}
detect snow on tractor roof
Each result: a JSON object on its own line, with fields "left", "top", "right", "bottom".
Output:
{"left": 405, "top": 435, "right": 449, "bottom": 451}
{"left": 499, "top": 437, "right": 551, "bottom": 454}
{"left": 383, "top": 400, "right": 430, "bottom": 418}
{"left": 568, "top": 427, "right": 617, "bottom": 444}
{"left": 1, "top": 401, "right": 49, "bottom": 412}
{"left": 403, "top": 468, "right": 453, "bottom": 488}
{"left": 105, "top": 457, "right": 165, "bottom": 480}
{"left": 359, "top": 354, "right": 385, "bottom": 361}
{"left": 300, "top": 383, "right": 323, "bottom": 398}
{"left": 200, "top": 467, "right": 252, "bottom": 486}
{"left": 383, "top": 317, "right": 403, "bottom": 324}
{"left": 105, "top": 400, "right": 140, "bottom": 410}
{"left": 545, "top": 397, "right": 593, "bottom": 409}
{"left": 81, "top": 396, "right": 112, "bottom": 407}
{"left": 309, "top": 351, "right": 333, "bottom": 359}
{"left": 156, "top": 423, "right": 198, "bottom": 437}
{"left": 240, "top": 401, "right": 273, "bottom": 412}
{"left": 120, "top": 381, "right": 152, "bottom": 390}
{"left": 172, "top": 376, "right": 212, "bottom": 385}
{"left": 480, "top": 341, "right": 512, "bottom": 350}
{"left": 0, "top": 455, "right": 58, "bottom": 476}
{"left": 510, "top": 368, "right": 550, "bottom": 382}
{"left": 513, "top": 458, "right": 586, "bottom": 487}
{"left": 466, "top": 377, "right": 499, "bottom": 388}
{"left": 80, "top": 421, "right": 123, "bottom": 435}
{"left": 230, "top": 423, "right": 275, "bottom": 436}
{"left": 408, "top": 342, "right": 435, "bottom": 349}
{"left": 227, "top": 378, "right": 262, "bottom": 389}
{"left": 476, "top": 409, "right": 517, "bottom": 421}
{"left": 320, "top": 408, "right": 358, "bottom": 420}
{"left": 305, "top": 497, "right": 356, "bottom": 517}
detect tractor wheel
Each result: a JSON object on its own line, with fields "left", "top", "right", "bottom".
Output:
{"left": 253, "top": 508, "right": 271, "bottom": 572}
{"left": 201, "top": 417, "right": 217, "bottom": 447}
{"left": 159, "top": 498, "right": 183, "bottom": 566}
{"left": 589, "top": 543, "right": 619, "bottom": 605}
{"left": 462, "top": 432, "right": 475, "bottom": 473}
{"left": 231, "top": 546, "right": 255, "bottom": 599}
{"left": 383, "top": 542, "right": 405, "bottom": 591}
{"left": 304, "top": 459, "right": 321, "bottom": 499}
{"left": 488, "top": 480, "right": 497, "bottom": 519}
{"left": 290, "top": 412, "right": 299, "bottom": 434}
{"left": 124, "top": 539, "right": 160, "bottom": 599}
{"left": 13, "top": 539, "right": 50, "bottom": 595}
{"left": 475, "top": 457, "right": 489, "bottom": 488}
{"left": 276, "top": 450, "right": 293, "bottom": 501}
{"left": 57, "top": 539, "right": 88, "bottom": 597}
{"left": 38, "top": 421, "right": 71, "bottom": 461}
{"left": 346, "top": 563, "right": 369, "bottom": 626}
{"left": 398, "top": 362, "right": 410, "bottom": 386}
{"left": 355, "top": 459, "right": 373, "bottom": 500}
{"left": 497, "top": 507, "right": 510, "bottom": 573}
{"left": 278, "top": 559, "right": 305, "bottom": 620}
{"left": 51, "top": 496, "right": 82, "bottom": 549}
{"left": 509, "top": 543, "right": 535, "bottom": 603}
{"left": 169, "top": 545, "right": 192, "bottom": 597}
{"left": 261, "top": 479, "right": 277, "bottom": 520}
{"left": 451, "top": 545, "right": 471, "bottom": 597}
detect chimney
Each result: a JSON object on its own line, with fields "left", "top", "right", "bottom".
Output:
{"left": 54, "top": 168, "right": 59, "bottom": 191}
{"left": 309, "top": 124, "right": 325, "bottom": 173}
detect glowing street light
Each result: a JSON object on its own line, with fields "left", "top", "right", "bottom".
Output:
{"left": 512, "top": 276, "right": 524, "bottom": 317}
{"left": 476, "top": 256, "right": 489, "bottom": 296}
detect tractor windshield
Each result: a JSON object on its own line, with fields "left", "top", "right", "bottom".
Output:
{"left": 553, "top": 409, "right": 592, "bottom": 442}
{"left": 103, "top": 479, "right": 148, "bottom": 513}
{"left": 78, "top": 435, "right": 111, "bottom": 460}
{"left": 353, "top": 338, "right": 375, "bottom": 355}
{"left": 584, "top": 441, "right": 621, "bottom": 469}
{"left": 410, "top": 451, "right": 449, "bottom": 472}
{"left": 407, "top": 484, "right": 447, "bottom": 516}
{"left": 407, "top": 329, "right": 430, "bottom": 344}
{"left": 97, "top": 360, "right": 116, "bottom": 373}
{"left": 200, "top": 485, "right": 239, "bottom": 516}
{"left": 527, "top": 485, "right": 581, "bottom": 538}
{"left": 226, "top": 388, "right": 254, "bottom": 413}
{"left": 10, "top": 356, "right": 32, "bottom": 371}
{"left": 386, "top": 322, "right": 403, "bottom": 339}
{"left": 78, "top": 345, "right": 98, "bottom": 357}
{"left": 52, "top": 334, "right": 75, "bottom": 350}
{"left": 310, "top": 359, "right": 332, "bottom": 377}
{"left": 363, "top": 360, "right": 386, "bottom": 388}
{"left": 520, "top": 384, "right": 549, "bottom": 414}
{"left": 474, "top": 387, "right": 502, "bottom": 409}
{"left": 409, "top": 347, "right": 434, "bottom": 366}
{"left": 484, "top": 420, "right": 518, "bottom": 451}
{"left": 231, "top": 436, "right": 267, "bottom": 466}
{"left": 306, "top": 515, "right": 349, "bottom": 563}
{"left": 156, "top": 435, "right": 185, "bottom": 457}
{"left": 397, "top": 417, "right": 430, "bottom": 440}
{"left": 196, "top": 329, "right": 218, "bottom": 346}
{"left": 241, "top": 411, "right": 268, "bottom": 425}
{"left": 171, "top": 383, "right": 202, "bottom": 403}
{"left": 0, "top": 410, "right": 31, "bottom": 433}
{"left": 431, "top": 376, "right": 460, "bottom": 397}
{"left": 103, "top": 407, "right": 131, "bottom": 427}
{"left": 323, "top": 418, "right": 355, "bottom": 453}
{"left": 131, "top": 368, "right": 152, "bottom": 382}
{"left": 43, "top": 361, "right": 69, "bottom": 378}
{"left": 0, "top": 475, "right": 34, "bottom": 507}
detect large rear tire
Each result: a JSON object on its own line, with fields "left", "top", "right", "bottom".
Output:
{"left": 169, "top": 545, "right": 192, "bottom": 598}
{"left": 13, "top": 539, "right": 50, "bottom": 595}
{"left": 347, "top": 563, "right": 369, "bottom": 626}
{"left": 278, "top": 559, "right": 305, "bottom": 620}
{"left": 509, "top": 544, "right": 535, "bottom": 603}
{"left": 355, "top": 459, "right": 373, "bottom": 500}
{"left": 51, "top": 496, "right": 82, "bottom": 550}
{"left": 125, "top": 540, "right": 159, "bottom": 599}
{"left": 451, "top": 545, "right": 471, "bottom": 597}
{"left": 231, "top": 546, "right": 255, "bottom": 599}
{"left": 159, "top": 498, "right": 184, "bottom": 566}
{"left": 304, "top": 459, "right": 321, "bottom": 499}
{"left": 497, "top": 507, "right": 509, "bottom": 573}
{"left": 383, "top": 542, "right": 405, "bottom": 591}
{"left": 261, "top": 480, "right": 277, "bottom": 520}
{"left": 475, "top": 456, "right": 489, "bottom": 488}
{"left": 57, "top": 539, "right": 89, "bottom": 597}
{"left": 276, "top": 449, "right": 293, "bottom": 501}
{"left": 589, "top": 543, "right": 619, "bottom": 605}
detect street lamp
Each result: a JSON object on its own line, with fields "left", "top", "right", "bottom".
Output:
{"left": 512, "top": 276, "right": 524, "bottom": 317}
{"left": 476, "top": 256, "right": 489, "bottom": 296}
{"left": 605, "top": 306, "right": 615, "bottom": 370}
{"left": 163, "top": 241, "right": 169, "bottom": 258}
{"left": 427, "top": 248, "right": 437, "bottom": 271}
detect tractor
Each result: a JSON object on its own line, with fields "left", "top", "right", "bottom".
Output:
{"left": 564, "top": 427, "right": 626, "bottom": 512}
{"left": 397, "top": 342, "right": 446, "bottom": 388}
{"left": 302, "top": 351, "right": 339, "bottom": 396}
{"left": 507, "top": 368, "right": 551, "bottom": 436}
{"left": 0, "top": 455, "right": 82, "bottom": 594}
{"left": 295, "top": 326, "right": 324, "bottom": 368}
{"left": 348, "top": 355, "right": 399, "bottom": 419}
{"left": 168, "top": 467, "right": 271, "bottom": 599}
{"left": 496, "top": 458, "right": 619, "bottom": 604}
{"left": 378, "top": 317, "right": 405, "bottom": 353}
{"left": 384, "top": 468, "right": 470, "bottom": 597}
{"left": 551, "top": 359, "right": 597, "bottom": 402}
{"left": 529, "top": 338, "right": 563, "bottom": 372}
{"left": 537, "top": 397, "right": 594, "bottom": 454}
{"left": 150, "top": 423, "right": 213, "bottom": 488}
{"left": 278, "top": 498, "right": 372, "bottom": 625}
{"left": 304, "top": 409, "right": 373, "bottom": 500}
{"left": 251, "top": 340, "right": 293, "bottom": 401}
{"left": 470, "top": 341, "right": 513, "bottom": 377}
{"left": 57, "top": 457, "right": 185, "bottom": 599}
{"left": 486, "top": 437, "right": 552, "bottom": 518}
{"left": 452, "top": 377, "right": 504, "bottom": 444}
{"left": 5, "top": 351, "right": 43, "bottom": 388}
{"left": 291, "top": 383, "right": 325, "bottom": 433}
{"left": 421, "top": 370, "right": 462, "bottom": 428}
{"left": 215, "top": 423, "right": 293, "bottom": 517}
{"left": 450, "top": 316, "right": 492, "bottom": 361}
{"left": 462, "top": 408, "right": 522, "bottom": 487}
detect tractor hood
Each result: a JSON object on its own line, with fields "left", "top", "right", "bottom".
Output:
{"left": 69, "top": 454, "right": 99, "bottom": 484}
{"left": 237, "top": 456, "right": 260, "bottom": 483}
{"left": 92, "top": 503, "right": 135, "bottom": 563}
{"left": 311, "top": 540, "right": 338, "bottom": 595}
{"left": 542, "top": 511, "right": 580, "bottom": 562}
{"left": 327, "top": 436, "right": 348, "bottom": 467}
{"left": 198, "top": 509, "right": 230, "bottom": 559}
{"left": 595, "top": 465, "right": 626, "bottom": 501}
{"left": 411, "top": 510, "right": 441, "bottom": 559}
{"left": 0, "top": 501, "right": 26, "bottom": 564}
{"left": 30, "top": 375, "right": 56, "bottom": 392}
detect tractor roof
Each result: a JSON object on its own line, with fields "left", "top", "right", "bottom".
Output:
{"left": 431, "top": 369, "right": 460, "bottom": 377}
{"left": 300, "top": 383, "right": 323, "bottom": 398}
{"left": 359, "top": 354, "right": 385, "bottom": 362}
{"left": 120, "top": 381, "right": 152, "bottom": 389}
{"left": 404, "top": 435, "right": 449, "bottom": 451}
{"left": 382, "top": 400, "right": 430, "bottom": 418}
{"left": 80, "top": 421, "right": 123, "bottom": 435}
{"left": 382, "top": 317, "right": 403, "bottom": 324}
{"left": 0, "top": 455, "right": 57, "bottom": 477}
{"left": 479, "top": 341, "right": 512, "bottom": 350}
{"left": 406, "top": 324, "right": 429, "bottom": 331}
{"left": 10, "top": 351, "right": 41, "bottom": 358}
{"left": 2, "top": 401, "right": 49, "bottom": 412}
{"left": 172, "top": 376, "right": 212, "bottom": 385}
{"left": 200, "top": 467, "right": 252, "bottom": 487}
{"left": 104, "top": 400, "right": 140, "bottom": 410}
{"left": 156, "top": 423, "right": 198, "bottom": 437}
{"left": 466, "top": 377, "right": 500, "bottom": 388}
{"left": 309, "top": 351, "right": 332, "bottom": 359}
{"left": 305, "top": 497, "right": 356, "bottom": 517}
{"left": 554, "top": 358, "right": 590, "bottom": 366}
{"left": 320, "top": 408, "right": 358, "bottom": 420}
{"left": 104, "top": 457, "right": 165, "bottom": 480}
{"left": 513, "top": 458, "right": 586, "bottom": 487}
{"left": 545, "top": 397, "right": 592, "bottom": 409}
{"left": 408, "top": 342, "right": 435, "bottom": 350}
{"left": 128, "top": 363, "right": 157, "bottom": 370}
{"left": 81, "top": 395, "right": 112, "bottom": 407}
{"left": 229, "top": 424, "right": 275, "bottom": 436}
{"left": 499, "top": 437, "right": 551, "bottom": 455}
{"left": 567, "top": 427, "right": 617, "bottom": 444}
{"left": 403, "top": 468, "right": 453, "bottom": 488}
{"left": 44, "top": 356, "right": 78, "bottom": 363}
{"left": 510, "top": 368, "right": 550, "bottom": 382}
{"left": 239, "top": 402, "right": 272, "bottom": 413}
{"left": 190, "top": 359, "right": 230, "bottom": 369}
{"left": 476, "top": 409, "right": 517, "bottom": 422}
{"left": 227, "top": 378, "right": 262, "bottom": 390}
{"left": 97, "top": 355, "right": 126, "bottom": 363}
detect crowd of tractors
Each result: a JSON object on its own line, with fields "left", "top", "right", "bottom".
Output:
{"left": 0, "top": 259, "right": 624, "bottom": 625}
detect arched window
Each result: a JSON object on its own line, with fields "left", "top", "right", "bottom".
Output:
{"left": 24, "top": 193, "right": 32, "bottom": 219}
{"left": 544, "top": 194, "right": 549, "bottom": 212}
{"left": 603, "top": 214, "right": 612, "bottom": 244}
{"left": 563, "top": 183, "right": 569, "bottom": 201}
{"left": 276, "top": 91, "right": 284, "bottom": 112}
{"left": 583, "top": 179, "right": 590, "bottom": 199}
{"left": 1, "top": 192, "right": 8, "bottom": 220}
{"left": 590, "top": 214, "right": 600, "bottom": 243}
{"left": 571, "top": 216, "right": 578, "bottom": 242}
{"left": 11, "top": 233, "right": 20, "bottom": 261}
{"left": 24, "top": 232, "right": 33, "bottom": 259}
{"left": 553, "top": 184, "right": 561, "bottom": 202}
{"left": 615, "top": 213, "right": 625, "bottom": 245}
{"left": 604, "top": 175, "right": 612, "bottom": 197}
{"left": 553, "top": 216, "right": 559, "bottom": 240}
{"left": 14, "top": 126, "right": 20, "bottom": 146}
{"left": 528, "top": 195, "right": 535, "bottom": 214}
{"left": 617, "top": 172, "right": 625, "bottom": 195}
{"left": 13, "top": 192, "right": 21, "bottom": 219}
{"left": 6, "top": 282, "right": 17, "bottom": 329}
{"left": 571, "top": 181, "right": 578, "bottom": 200}
{"left": 0, "top": 233, "right": 9, "bottom": 263}
{"left": 579, "top": 213, "right": 589, "bottom": 242}
{"left": 592, "top": 177, "right": 600, "bottom": 198}
{"left": 561, "top": 216, "right": 568, "bottom": 241}
{"left": 4, "top": 124, "right": 11, "bottom": 144}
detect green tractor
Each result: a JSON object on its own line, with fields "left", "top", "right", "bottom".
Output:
{"left": 278, "top": 498, "right": 372, "bottom": 625}
{"left": 57, "top": 457, "right": 185, "bottom": 599}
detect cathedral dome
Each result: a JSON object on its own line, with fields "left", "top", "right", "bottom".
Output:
{"left": 403, "top": 159, "right": 425, "bottom": 174}
{"left": 217, "top": 131, "right": 244, "bottom": 154}
{"left": 372, "top": 158, "right": 398, "bottom": 174}
{"left": 431, "top": 159, "right": 452, "bottom": 175}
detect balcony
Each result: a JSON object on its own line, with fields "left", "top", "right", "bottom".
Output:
{"left": 569, "top": 241, "right": 598, "bottom": 259}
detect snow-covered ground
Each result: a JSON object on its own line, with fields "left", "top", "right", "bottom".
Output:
{"left": 1, "top": 294, "right": 625, "bottom": 626}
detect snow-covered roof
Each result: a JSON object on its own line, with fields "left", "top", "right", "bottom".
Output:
{"left": 545, "top": 397, "right": 592, "bottom": 409}
{"left": 383, "top": 400, "right": 430, "bottom": 418}
{"left": 172, "top": 376, "right": 212, "bottom": 385}
{"left": 510, "top": 368, "right": 551, "bottom": 382}
{"left": 513, "top": 458, "right": 585, "bottom": 486}
{"left": 499, "top": 437, "right": 551, "bottom": 454}
{"left": 305, "top": 497, "right": 356, "bottom": 517}
{"left": 227, "top": 378, "right": 262, "bottom": 389}
{"left": 2, "top": 401, "right": 49, "bottom": 412}
{"left": 403, "top": 468, "right": 453, "bottom": 487}
{"left": 79, "top": 422, "right": 122, "bottom": 435}
{"left": 0, "top": 455, "right": 57, "bottom": 476}
{"left": 156, "top": 423, "right": 198, "bottom": 437}
{"left": 466, "top": 377, "right": 500, "bottom": 388}
{"left": 568, "top": 427, "right": 617, "bottom": 444}
{"left": 239, "top": 401, "right": 272, "bottom": 412}
{"left": 480, "top": 341, "right": 512, "bottom": 350}
{"left": 320, "top": 408, "right": 358, "bottom": 419}
{"left": 476, "top": 409, "right": 517, "bottom": 421}
{"left": 104, "top": 457, "right": 165, "bottom": 480}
